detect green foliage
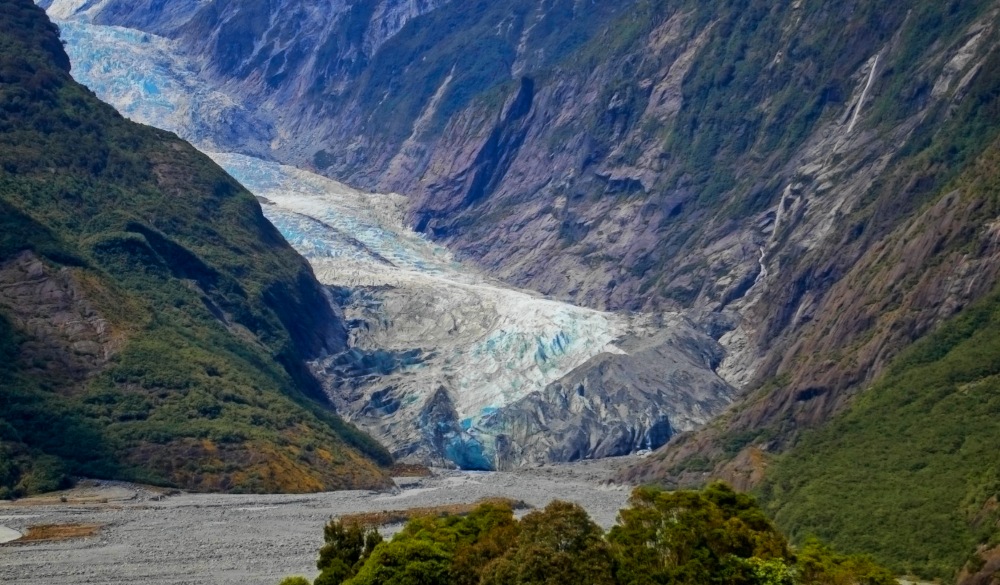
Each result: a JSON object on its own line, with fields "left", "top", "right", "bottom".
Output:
{"left": 278, "top": 578, "right": 311, "bottom": 585}
{"left": 742, "top": 558, "right": 794, "bottom": 585}
{"left": 346, "top": 502, "right": 518, "bottom": 585}
{"left": 315, "top": 520, "right": 383, "bottom": 585}
{"left": 609, "top": 482, "right": 790, "bottom": 585}
{"left": 795, "top": 539, "right": 895, "bottom": 585}
{"left": 761, "top": 286, "right": 1000, "bottom": 578}
{"left": 482, "top": 501, "right": 616, "bottom": 585}
{"left": 347, "top": 538, "right": 452, "bottom": 585}
{"left": 307, "top": 486, "right": 891, "bottom": 585}
{"left": 0, "top": 0, "right": 390, "bottom": 496}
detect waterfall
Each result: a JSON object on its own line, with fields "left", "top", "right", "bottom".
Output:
{"left": 847, "top": 54, "right": 880, "bottom": 135}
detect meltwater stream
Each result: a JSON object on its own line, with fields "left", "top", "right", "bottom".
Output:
{"left": 45, "top": 4, "right": 734, "bottom": 468}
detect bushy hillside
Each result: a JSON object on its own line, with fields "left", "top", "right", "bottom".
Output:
{"left": 0, "top": 0, "right": 391, "bottom": 496}
{"left": 764, "top": 296, "right": 1000, "bottom": 575}
{"left": 759, "top": 241, "right": 1000, "bottom": 577}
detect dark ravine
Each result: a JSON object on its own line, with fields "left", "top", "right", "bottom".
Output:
{"left": 0, "top": 0, "right": 391, "bottom": 496}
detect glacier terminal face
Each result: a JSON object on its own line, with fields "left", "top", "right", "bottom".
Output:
{"left": 45, "top": 7, "right": 736, "bottom": 469}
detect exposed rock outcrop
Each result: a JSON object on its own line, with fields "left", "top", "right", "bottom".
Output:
{"left": 0, "top": 251, "right": 119, "bottom": 381}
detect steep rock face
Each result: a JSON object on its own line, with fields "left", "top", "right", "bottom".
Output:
{"left": 626, "top": 12, "right": 1000, "bottom": 488}
{"left": 0, "top": 0, "right": 391, "bottom": 495}
{"left": 960, "top": 544, "right": 1000, "bottom": 585}
{"left": 0, "top": 251, "right": 119, "bottom": 380}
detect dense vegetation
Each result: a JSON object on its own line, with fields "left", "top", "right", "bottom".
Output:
{"left": 761, "top": 278, "right": 1000, "bottom": 579}
{"left": 0, "top": 0, "right": 390, "bottom": 497}
{"left": 281, "top": 483, "right": 893, "bottom": 585}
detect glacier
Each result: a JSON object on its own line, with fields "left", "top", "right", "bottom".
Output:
{"left": 53, "top": 16, "right": 274, "bottom": 155}
{"left": 211, "top": 151, "right": 641, "bottom": 467}
{"left": 44, "top": 5, "right": 735, "bottom": 468}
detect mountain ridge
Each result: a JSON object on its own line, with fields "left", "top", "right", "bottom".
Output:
{"left": 85, "top": 0, "right": 1000, "bottom": 481}
{"left": 0, "top": 0, "right": 391, "bottom": 496}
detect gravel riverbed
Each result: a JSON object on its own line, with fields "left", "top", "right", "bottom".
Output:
{"left": 0, "top": 458, "right": 637, "bottom": 584}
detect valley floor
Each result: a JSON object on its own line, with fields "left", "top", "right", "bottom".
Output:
{"left": 0, "top": 458, "right": 634, "bottom": 585}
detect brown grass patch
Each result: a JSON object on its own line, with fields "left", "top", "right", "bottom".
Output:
{"left": 337, "top": 497, "right": 530, "bottom": 527}
{"left": 17, "top": 523, "right": 101, "bottom": 542}
{"left": 7, "top": 494, "right": 110, "bottom": 507}
{"left": 390, "top": 463, "right": 433, "bottom": 477}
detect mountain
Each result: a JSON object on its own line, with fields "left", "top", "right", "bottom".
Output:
{"left": 0, "top": 0, "right": 392, "bottom": 497}
{"left": 40, "top": 4, "right": 740, "bottom": 471}
{"left": 64, "top": 0, "right": 1000, "bottom": 408}
{"left": 38, "top": 0, "right": 1000, "bottom": 577}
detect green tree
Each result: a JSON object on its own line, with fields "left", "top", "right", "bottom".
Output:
{"left": 481, "top": 500, "right": 616, "bottom": 585}
{"left": 315, "top": 519, "right": 382, "bottom": 585}
{"left": 346, "top": 538, "right": 452, "bottom": 585}
{"left": 795, "top": 538, "right": 896, "bottom": 585}
{"left": 345, "top": 502, "right": 519, "bottom": 585}
{"left": 449, "top": 503, "right": 521, "bottom": 585}
{"left": 608, "top": 482, "right": 790, "bottom": 585}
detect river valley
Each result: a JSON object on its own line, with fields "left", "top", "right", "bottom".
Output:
{"left": 0, "top": 460, "right": 634, "bottom": 584}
